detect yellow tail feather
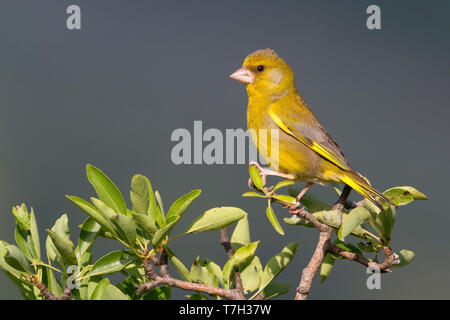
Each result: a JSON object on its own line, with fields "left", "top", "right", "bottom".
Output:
{"left": 340, "top": 173, "right": 389, "bottom": 211}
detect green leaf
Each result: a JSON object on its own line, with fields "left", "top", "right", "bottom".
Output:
{"left": 191, "top": 258, "right": 218, "bottom": 288}
{"left": 164, "top": 246, "right": 192, "bottom": 282}
{"left": 272, "top": 180, "right": 296, "bottom": 192}
{"left": 230, "top": 213, "right": 250, "bottom": 251}
{"left": 12, "top": 204, "right": 30, "bottom": 231}
{"left": 86, "top": 164, "right": 127, "bottom": 216}
{"left": 75, "top": 217, "right": 101, "bottom": 261}
{"left": 28, "top": 208, "right": 41, "bottom": 260}
{"left": 51, "top": 214, "right": 71, "bottom": 240}
{"left": 0, "top": 242, "right": 35, "bottom": 297}
{"left": 241, "top": 192, "right": 266, "bottom": 198}
{"left": 110, "top": 212, "right": 137, "bottom": 247}
{"left": 143, "top": 285, "right": 171, "bottom": 300}
{"left": 79, "top": 248, "right": 93, "bottom": 267}
{"left": 104, "top": 284, "right": 130, "bottom": 300}
{"left": 67, "top": 196, "right": 117, "bottom": 236}
{"left": 152, "top": 219, "right": 179, "bottom": 248}
{"left": 391, "top": 249, "right": 415, "bottom": 268}
{"left": 371, "top": 205, "right": 396, "bottom": 240}
{"left": 1, "top": 271, "right": 37, "bottom": 299}
{"left": 296, "top": 193, "right": 332, "bottom": 213}
{"left": 320, "top": 254, "right": 336, "bottom": 283}
{"left": 397, "top": 186, "right": 427, "bottom": 200}
{"left": 86, "top": 277, "right": 104, "bottom": 300}
{"left": 249, "top": 164, "right": 264, "bottom": 191}
{"left": 223, "top": 241, "right": 260, "bottom": 288}
{"left": 384, "top": 186, "right": 427, "bottom": 206}
{"left": 262, "top": 282, "right": 291, "bottom": 300}
{"left": 314, "top": 209, "right": 342, "bottom": 228}
{"left": 338, "top": 207, "right": 371, "bottom": 241}
{"left": 165, "top": 190, "right": 201, "bottom": 223}
{"left": 252, "top": 242, "right": 297, "bottom": 299}
{"left": 133, "top": 212, "right": 152, "bottom": 247}
{"left": 240, "top": 256, "right": 262, "bottom": 293}
{"left": 284, "top": 209, "right": 343, "bottom": 229}
{"left": 4, "top": 245, "right": 32, "bottom": 273}
{"left": 271, "top": 194, "right": 297, "bottom": 205}
{"left": 92, "top": 198, "right": 137, "bottom": 247}
{"left": 46, "top": 230, "right": 78, "bottom": 267}
{"left": 41, "top": 267, "right": 63, "bottom": 298}
{"left": 133, "top": 213, "right": 158, "bottom": 237}
{"left": 89, "top": 250, "right": 137, "bottom": 277}
{"left": 332, "top": 240, "right": 364, "bottom": 259}
{"left": 154, "top": 191, "right": 165, "bottom": 227}
{"left": 187, "top": 292, "right": 208, "bottom": 300}
{"left": 357, "top": 242, "right": 379, "bottom": 253}
{"left": 14, "top": 226, "right": 35, "bottom": 263}
{"left": 130, "top": 174, "right": 158, "bottom": 224}
{"left": 184, "top": 207, "right": 246, "bottom": 234}
{"left": 283, "top": 215, "right": 312, "bottom": 227}
{"left": 266, "top": 203, "right": 285, "bottom": 235}
{"left": 46, "top": 236, "right": 64, "bottom": 270}
{"left": 203, "top": 258, "right": 223, "bottom": 287}
{"left": 90, "top": 278, "right": 110, "bottom": 300}
{"left": 331, "top": 184, "right": 343, "bottom": 196}
{"left": 383, "top": 188, "right": 414, "bottom": 207}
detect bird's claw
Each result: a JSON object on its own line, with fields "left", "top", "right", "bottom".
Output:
{"left": 287, "top": 201, "right": 306, "bottom": 215}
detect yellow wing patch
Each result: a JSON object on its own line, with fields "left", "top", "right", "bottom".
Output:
{"left": 269, "top": 110, "right": 351, "bottom": 172}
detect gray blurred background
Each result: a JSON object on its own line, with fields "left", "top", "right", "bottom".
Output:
{"left": 0, "top": 0, "right": 449, "bottom": 299}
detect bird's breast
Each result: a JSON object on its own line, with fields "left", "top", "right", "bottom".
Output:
{"left": 246, "top": 100, "right": 340, "bottom": 184}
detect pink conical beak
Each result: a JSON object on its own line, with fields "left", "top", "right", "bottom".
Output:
{"left": 229, "top": 67, "right": 255, "bottom": 84}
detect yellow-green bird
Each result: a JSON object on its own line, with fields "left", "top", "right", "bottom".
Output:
{"left": 230, "top": 48, "right": 388, "bottom": 210}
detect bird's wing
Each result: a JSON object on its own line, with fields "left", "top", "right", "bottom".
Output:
{"left": 268, "top": 98, "right": 392, "bottom": 211}
{"left": 268, "top": 102, "right": 352, "bottom": 173}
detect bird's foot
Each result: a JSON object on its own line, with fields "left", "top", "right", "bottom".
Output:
{"left": 282, "top": 200, "right": 306, "bottom": 215}
{"left": 288, "top": 203, "right": 307, "bottom": 216}
{"left": 249, "top": 161, "right": 297, "bottom": 185}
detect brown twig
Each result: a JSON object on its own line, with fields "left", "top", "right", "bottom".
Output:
{"left": 136, "top": 248, "right": 244, "bottom": 300}
{"left": 289, "top": 207, "right": 333, "bottom": 300}
{"left": 271, "top": 190, "right": 399, "bottom": 300}
{"left": 329, "top": 244, "right": 398, "bottom": 272}
{"left": 30, "top": 275, "right": 71, "bottom": 300}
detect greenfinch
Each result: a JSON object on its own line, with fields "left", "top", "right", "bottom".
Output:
{"left": 230, "top": 49, "right": 388, "bottom": 210}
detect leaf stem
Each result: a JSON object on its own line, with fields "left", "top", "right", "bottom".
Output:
{"left": 31, "top": 262, "right": 62, "bottom": 274}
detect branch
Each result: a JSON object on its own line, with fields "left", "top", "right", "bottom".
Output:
{"left": 329, "top": 244, "right": 399, "bottom": 272}
{"left": 220, "top": 227, "right": 246, "bottom": 300}
{"left": 248, "top": 167, "right": 404, "bottom": 300}
{"left": 289, "top": 207, "right": 333, "bottom": 300}
{"left": 136, "top": 249, "right": 244, "bottom": 300}
{"left": 30, "top": 275, "right": 71, "bottom": 300}
{"left": 274, "top": 191, "right": 398, "bottom": 299}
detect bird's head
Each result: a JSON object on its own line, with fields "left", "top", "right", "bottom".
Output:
{"left": 229, "top": 49, "right": 295, "bottom": 99}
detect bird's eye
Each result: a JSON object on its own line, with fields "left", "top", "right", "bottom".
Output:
{"left": 257, "top": 65, "right": 265, "bottom": 72}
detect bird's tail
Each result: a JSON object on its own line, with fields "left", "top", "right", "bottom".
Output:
{"left": 340, "top": 171, "right": 390, "bottom": 211}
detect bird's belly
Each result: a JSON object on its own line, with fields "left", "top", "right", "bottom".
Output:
{"left": 248, "top": 116, "right": 341, "bottom": 184}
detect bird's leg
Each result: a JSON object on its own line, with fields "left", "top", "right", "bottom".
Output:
{"left": 288, "top": 182, "right": 314, "bottom": 215}
{"left": 248, "top": 161, "right": 295, "bottom": 189}
{"left": 295, "top": 182, "right": 314, "bottom": 203}
{"left": 332, "top": 184, "right": 352, "bottom": 211}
